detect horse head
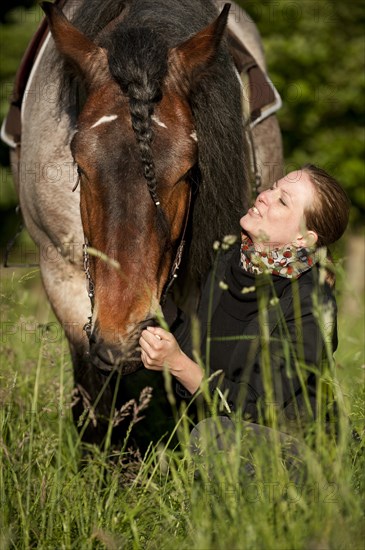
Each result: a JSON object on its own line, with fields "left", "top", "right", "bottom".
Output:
{"left": 42, "top": 2, "right": 242, "bottom": 373}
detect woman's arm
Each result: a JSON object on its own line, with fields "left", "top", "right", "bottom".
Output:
{"left": 139, "top": 326, "right": 204, "bottom": 394}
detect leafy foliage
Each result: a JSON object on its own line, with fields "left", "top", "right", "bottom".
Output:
{"left": 0, "top": 4, "right": 42, "bottom": 244}
{"left": 238, "top": 0, "right": 365, "bottom": 224}
{"left": 0, "top": 0, "right": 36, "bottom": 23}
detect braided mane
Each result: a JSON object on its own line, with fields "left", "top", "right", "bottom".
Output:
{"left": 106, "top": 25, "right": 170, "bottom": 242}
{"left": 59, "top": 0, "right": 249, "bottom": 281}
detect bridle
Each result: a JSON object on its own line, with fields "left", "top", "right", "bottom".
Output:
{"left": 82, "top": 181, "right": 192, "bottom": 340}
{"left": 159, "top": 185, "right": 192, "bottom": 302}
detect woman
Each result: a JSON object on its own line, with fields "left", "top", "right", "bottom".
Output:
{"left": 139, "top": 164, "right": 350, "bottom": 436}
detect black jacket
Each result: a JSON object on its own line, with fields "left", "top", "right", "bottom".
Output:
{"left": 173, "top": 245, "right": 338, "bottom": 430}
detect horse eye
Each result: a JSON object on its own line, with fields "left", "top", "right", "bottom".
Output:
{"left": 177, "top": 167, "right": 193, "bottom": 185}
{"left": 72, "top": 165, "right": 83, "bottom": 192}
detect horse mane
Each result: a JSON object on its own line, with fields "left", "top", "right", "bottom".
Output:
{"left": 58, "top": 0, "right": 249, "bottom": 282}
{"left": 106, "top": 24, "right": 171, "bottom": 249}
{"left": 188, "top": 53, "right": 248, "bottom": 281}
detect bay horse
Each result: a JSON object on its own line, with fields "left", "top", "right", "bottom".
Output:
{"left": 8, "top": 0, "right": 283, "bottom": 450}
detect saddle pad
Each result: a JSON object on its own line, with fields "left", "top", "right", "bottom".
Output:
{"left": 227, "top": 29, "right": 282, "bottom": 128}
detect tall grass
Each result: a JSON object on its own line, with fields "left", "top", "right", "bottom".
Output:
{"left": 0, "top": 240, "right": 364, "bottom": 550}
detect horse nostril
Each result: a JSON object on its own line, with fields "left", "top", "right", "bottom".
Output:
{"left": 139, "top": 317, "right": 158, "bottom": 331}
{"left": 88, "top": 320, "right": 101, "bottom": 345}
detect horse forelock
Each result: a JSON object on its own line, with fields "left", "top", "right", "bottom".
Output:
{"left": 104, "top": 24, "right": 173, "bottom": 249}
{"left": 106, "top": 26, "right": 168, "bottom": 100}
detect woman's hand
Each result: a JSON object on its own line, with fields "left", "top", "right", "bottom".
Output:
{"left": 139, "top": 326, "right": 203, "bottom": 395}
{"left": 139, "top": 326, "right": 182, "bottom": 373}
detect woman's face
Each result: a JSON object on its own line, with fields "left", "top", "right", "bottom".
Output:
{"left": 240, "top": 170, "right": 316, "bottom": 249}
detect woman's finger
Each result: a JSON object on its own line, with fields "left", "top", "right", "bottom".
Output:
{"left": 146, "top": 326, "right": 172, "bottom": 341}
{"left": 141, "top": 350, "right": 162, "bottom": 371}
{"left": 141, "top": 329, "right": 166, "bottom": 349}
{"left": 139, "top": 335, "right": 155, "bottom": 356}
{"left": 140, "top": 335, "right": 165, "bottom": 363}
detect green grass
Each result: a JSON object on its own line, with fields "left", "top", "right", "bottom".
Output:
{"left": 0, "top": 236, "right": 364, "bottom": 550}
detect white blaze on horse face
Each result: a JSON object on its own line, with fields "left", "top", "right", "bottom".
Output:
{"left": 151, "top": 115, "right": 167, "bottom": 128}
{"left": 190, "top": 130, "right": 198, "bottom": 143}
{"left": 91, "top": 115, "right": 118, "bottom": 129}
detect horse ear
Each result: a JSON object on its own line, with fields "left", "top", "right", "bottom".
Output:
{"left": 169, "top": 3, "right": 231, "bottom": 91}
{"left": 41, "top": 1, "right": 109, "bottom": 90}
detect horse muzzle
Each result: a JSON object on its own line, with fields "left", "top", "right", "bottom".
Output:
{"left": 88, "top": 317, "right": 158, "bottom": 375}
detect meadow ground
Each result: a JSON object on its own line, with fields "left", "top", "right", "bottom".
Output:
{"left": 0, "top": 232, "right": 364, "bottom": 550}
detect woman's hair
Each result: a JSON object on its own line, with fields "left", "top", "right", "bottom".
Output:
{"left": 302, "top": 163, "right": 350, "bottom": 287}
{"left": 302, "top": 163, "right": 350, "bottom": 247}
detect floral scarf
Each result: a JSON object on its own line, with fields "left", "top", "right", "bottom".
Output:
{"left": 240, "top": 236, "right": 322, "bottom": 278}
